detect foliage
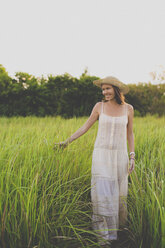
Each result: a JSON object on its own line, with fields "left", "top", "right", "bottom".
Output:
{"left": 0, "top": 116, "right": 164, "bottom": 248}
{"left": 0, "top": 65, "right": 165, "bottom": 117}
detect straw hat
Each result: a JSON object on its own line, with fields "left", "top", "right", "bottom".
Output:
{"left": 93, "top": 76, "right": 129, "bottom": 94}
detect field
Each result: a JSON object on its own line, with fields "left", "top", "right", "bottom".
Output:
{"left": 0, "top": 116, "right": 164, "bottom": 248}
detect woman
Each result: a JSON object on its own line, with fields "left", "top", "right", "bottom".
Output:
{"left": 54, "top": 76, "right": 135, "bottom": 245}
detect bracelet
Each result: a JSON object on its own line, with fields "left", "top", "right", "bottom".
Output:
{"left": 130, "top": 158, "right": 135, "bottom": 160}
{"left": 129, "top": 152, "right": 135, "bottom": 157}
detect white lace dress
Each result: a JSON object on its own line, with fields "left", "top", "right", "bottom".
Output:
{"left": 91, "top": 102, "right": 129, "bottom": 241}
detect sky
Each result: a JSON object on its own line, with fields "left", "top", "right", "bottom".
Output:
{"left": 0, "top": 0, "right": 165, "bottom": 84}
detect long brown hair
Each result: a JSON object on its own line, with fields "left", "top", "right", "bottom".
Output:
{"left": 103, "top": 85, "right": 125, "bottom": 104}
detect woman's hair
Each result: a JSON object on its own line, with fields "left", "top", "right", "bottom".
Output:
{"left": 103, "top": 85, "right": 125, "bottom": 104}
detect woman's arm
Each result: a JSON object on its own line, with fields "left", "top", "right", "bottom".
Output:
{"left": 127, "top": 104, "right": 135, "bottom": 173}
{"left": 54, "top": 102, "right": 101, "bottom": 148}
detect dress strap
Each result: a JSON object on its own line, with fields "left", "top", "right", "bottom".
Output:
{"left": 125, "top": 103, "right": 128, "bottom": 116}
{"left": 101, "top": 102, "right": 104, "bottom": 114}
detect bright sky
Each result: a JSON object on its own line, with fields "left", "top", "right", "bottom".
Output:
{"left": 0, "top": 0, "right": 165, "bottom": 84}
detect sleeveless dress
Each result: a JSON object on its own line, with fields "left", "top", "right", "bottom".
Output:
{"left": 91, "top": 102, "right": 129, "bottom": 242}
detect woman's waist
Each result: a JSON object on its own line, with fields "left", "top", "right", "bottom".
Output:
{"left": 94, "top": 144, "right": 127, "bottom": 150}
{"left": 94, "top": 138, "right": 127, "bottom": 150}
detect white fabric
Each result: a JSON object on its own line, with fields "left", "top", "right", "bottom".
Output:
{"left": 91, "top": 102, "right": 129, "bottom": 241}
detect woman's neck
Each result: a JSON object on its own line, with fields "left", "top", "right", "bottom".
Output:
{"left": 106, "top": 99, "right": 118, "bottom": 106}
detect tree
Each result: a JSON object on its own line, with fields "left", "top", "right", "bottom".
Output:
{"left": 149, "top": 65, "right": 165, "bottom": 84}
{"left": 0, "top": 64, "right": 12, "bottom": 95}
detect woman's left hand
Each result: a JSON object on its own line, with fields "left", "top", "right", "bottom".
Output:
{"left": 129, "top": 158, "right": 135, "bottom": 174}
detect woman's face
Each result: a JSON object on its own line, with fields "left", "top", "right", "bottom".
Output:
{"left": 101, "top": 84, "right": 115, "bottom": 101}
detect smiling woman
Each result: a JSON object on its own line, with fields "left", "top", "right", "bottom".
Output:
{"left": 102, "top": 84, "right": 125, "bottom": 106}
{"left": 54, "top": 76, "right": 135, "bottom": 245}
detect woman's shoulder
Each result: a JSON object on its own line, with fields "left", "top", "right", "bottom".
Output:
{"left": 93, "top": 102, "right": 102, "bottom": 114}
{"left": 125, "top": 103, "right": 134, "bottom": 116}
{"left": 125, "top": 103, "right": 134, "bottom": 111}
{"left": 94, "top": 101, "right": 102, "bottom": 108}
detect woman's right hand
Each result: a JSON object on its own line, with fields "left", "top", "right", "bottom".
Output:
{"left": 53, "top": 141, "right": 68, "bottom": 150}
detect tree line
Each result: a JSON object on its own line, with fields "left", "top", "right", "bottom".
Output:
{"left": 0, "top": 65, "right": 165, "bottom": 117}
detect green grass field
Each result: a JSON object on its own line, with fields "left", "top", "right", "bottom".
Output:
{"left": 0, "top": 116, "right": 164, "bottom": 248}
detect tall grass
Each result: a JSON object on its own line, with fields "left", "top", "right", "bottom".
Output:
{"left": 0, "top": 116, "right": 164, "bottom": 248}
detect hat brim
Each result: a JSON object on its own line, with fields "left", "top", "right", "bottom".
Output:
{"left": 93, "top": 77, "right": 129, "bottom": 94}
